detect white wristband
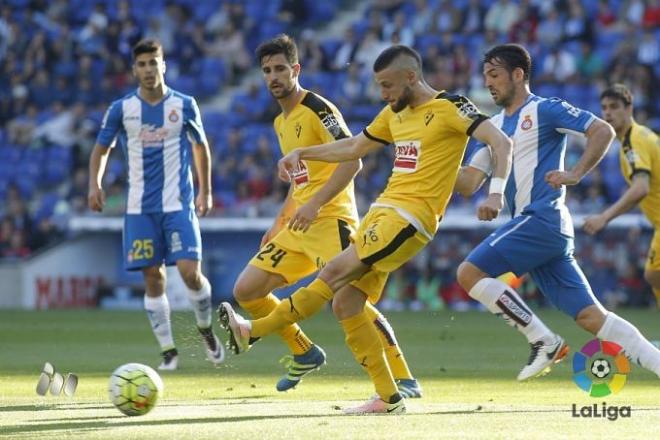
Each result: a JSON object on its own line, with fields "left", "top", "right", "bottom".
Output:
{"left": 489, "top": 177, "right": 506, "bottom": 194}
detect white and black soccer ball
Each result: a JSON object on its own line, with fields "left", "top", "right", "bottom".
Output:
{"left": 590, "top": 358, "right": 611, "bottom": 379}
{"left": 108, "top": 363, "right": 164, "bottom": 416}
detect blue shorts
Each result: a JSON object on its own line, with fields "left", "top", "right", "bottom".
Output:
{"left": 123, "top": 209, "right": 202, "bottom": 271}
{"left": 466, "top": 215, "right": 600, "bottom": 318}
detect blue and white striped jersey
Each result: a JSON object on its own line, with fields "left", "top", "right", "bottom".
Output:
{"left": 472, "top": 94, "right": 595, "bottom": 236}
{"left": 96, "top": 88, "right": 208, "bottom": 214}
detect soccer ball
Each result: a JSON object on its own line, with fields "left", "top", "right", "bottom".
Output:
{"left": 590, "top": 358, "right": 611, "bottom": 379}
{"left": 108, "top": 363, "right": 164, "bottom": 416}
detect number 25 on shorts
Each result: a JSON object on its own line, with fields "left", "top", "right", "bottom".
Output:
{"left": 131, "top": 239, "right": 154, "bottom": 260}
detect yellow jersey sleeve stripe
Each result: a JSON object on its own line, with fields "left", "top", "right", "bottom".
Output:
{"left": 300, "top": 92, "right": 350, "bottom": 140}
{"left": 363, "top": 128, "right": 390, "bottom": 145}
{"left": 623, "top": 127, "right": 652, "bottom": 178}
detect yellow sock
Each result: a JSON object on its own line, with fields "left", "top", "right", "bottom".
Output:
{"left": 364, "top": 303, "right": 413, "bottom": 380}
{"left": 238, "top": 294, "right": 312, "bottom": 355}
{"left": 340, "top": 310, "right": 398, "bottom": 402}
{"left": 654, "top": 289, "right": 660, "bottom": 308}
{"left": 251, "top": 279, "right": 334, "bottom": 338}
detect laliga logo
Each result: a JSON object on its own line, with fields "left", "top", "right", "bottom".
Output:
{"left": 572, "top": 338, "right": 630, "bottom": 397}
{"left": 571, "top": 338, "right": 631, "bottom": 421}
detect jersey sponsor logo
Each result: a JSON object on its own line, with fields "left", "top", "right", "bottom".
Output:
{"left": 291, "top": 160, "right": 309, "bottom": 186}
{"left": 393, "top": 140, "right": 421, "bottom": 173}
{"left": 295, "top": 122, "right": 302, "bottom": 138}
{"left": 168, "top": 109, "right": 179, "bottom": 123}
{"left": 139, "top": 125, "right": 169, "bottom": 147}
{"left": 320, "top": 111, "right": 343, "bottom": 138}
{"left": 521, "top": 115, "right": 533, "bottom": 130}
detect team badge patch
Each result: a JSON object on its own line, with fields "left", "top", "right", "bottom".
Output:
{"left": 521, "top": 115, "right": 533, "bottom": 130}
{"left": 168, "top": 109, "right": 179, "bottom": 123}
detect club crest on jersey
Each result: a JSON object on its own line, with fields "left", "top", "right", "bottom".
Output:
{"left": 393, "top": 140, "right": 421, "bottom": 173}
{"left": 295, "top": 122, "right": 302, "bottom": 138}
{"left": 168, "top": 109, "right": 179, "bottom": 123}
{"left": 290, "top": 160, "right": 309, "bottom": 187}
{"left": 521, "top": 115, "right": 533, "bottom": 130}
{"left": 424, "top": 110, "right": 435, "bottom": 126}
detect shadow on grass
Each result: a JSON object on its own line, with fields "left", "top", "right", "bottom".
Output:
{"left": 5, "top": 406, "right": 659, "bottom": 435}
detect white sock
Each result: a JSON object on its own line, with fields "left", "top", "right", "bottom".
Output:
{"left": 597, "top": 312, "right": 660, "bottom": 376}
{"left": 188, "top": 277, "right": 212, "bottom": 328}
{"left": 469, "top": 278, "right": 552, "bottom": 343}
{"left": 144, "top": 294, "right": 175, "bottom": 352}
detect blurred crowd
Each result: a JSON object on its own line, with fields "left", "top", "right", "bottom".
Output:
{"left": 0, "top": 0, "right": 658, "bottom": 307}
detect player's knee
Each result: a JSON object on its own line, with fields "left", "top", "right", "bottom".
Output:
{"left": 232, "top": 276, "right": 252, "bottom": 302}
{"left": 643, "top": 269, "right": 660, "bottom": 288}
{"left": 575, "top": 307, "right": 606, "bottom": 335}
{"left": 180, "top": 269, "right": 202, "bottom": 290}
{"left": 457, "top": 261, "right": 481, "bottom": 292}
{"left": 318, "top": 262, "right": 346, "bottom": 291}
{"left": 332, "top": 290, "right": 366, "bottom": 320}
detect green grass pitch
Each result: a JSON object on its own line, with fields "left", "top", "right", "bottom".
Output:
{"left": 0, "top": 308, "right": 658, "bottom": 439}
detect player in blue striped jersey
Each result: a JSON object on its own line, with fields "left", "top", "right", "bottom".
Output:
{"left": 88, "top": 39, "right": 224, "bottom": 370}
{"left": 455, "top": 44, "right": 660, "bottom": 380}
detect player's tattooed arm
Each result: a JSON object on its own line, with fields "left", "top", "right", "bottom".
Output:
{"left": 470, "top": 120, "right": 513, "bottom": 221}
{"left": 278, "top": 133, "right": 382, "bottom": 181}
{"left": 455, "top": 147, "right": 491, "bottom": 197}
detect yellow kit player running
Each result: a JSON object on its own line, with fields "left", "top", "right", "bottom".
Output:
{"left": 220, "top": 45, "right": 513, "bottom": 414}
{"left": 228, "top": 35, "right": 422, "bottom": 396}
{"left": 586, "top": 83, "right": 660, "bottom": 306}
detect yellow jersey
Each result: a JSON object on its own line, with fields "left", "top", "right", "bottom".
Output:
{"left": 619, "top": 121, "right": 660, "bottom": 227}
{"left": 274, "top": 91, "right": 358, "bottom": 222}
{"left": 364, "top": 92, "right": 487, "bottom": 238}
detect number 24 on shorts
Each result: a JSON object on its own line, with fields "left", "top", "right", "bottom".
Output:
{"left": 131, "top": 239, "right": 154, "bottom": 260}
{"left": 256, "top": 243, "right": 287, "bottom": 268}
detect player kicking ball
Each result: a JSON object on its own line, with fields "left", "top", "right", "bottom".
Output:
{"left": 220, "top": 44, "right": 513, "bottom": 414}
{"left": 221, "top": 34, "right": 422, "bottom": 397}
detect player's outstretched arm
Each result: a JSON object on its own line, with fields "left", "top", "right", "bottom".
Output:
{"left": 455, "top": 146, "right": 491, "bottom": 197}
{"left": 584, "top": 173, "right": 650, "bottom": 235}
{"left": 88, "top": 143, "right": 111, "bottom": 212}
{"left": 545, "top": 118, "right": 615, "bottom": 189}
{"left": 470, "top": 120, "right": 513, "bottom": 221}
{"left": 277, "top": 133, "right": 383, "bottom": 181}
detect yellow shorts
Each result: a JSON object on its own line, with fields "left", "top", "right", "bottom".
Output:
{"left": 249, "top": 217, "right": 386, "bottom": 300}
{"left": 351, "top": 207, "right": 429, "bottom": 303}
{"left": 646, "top": 229, "right": 660, "bottom": 272}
